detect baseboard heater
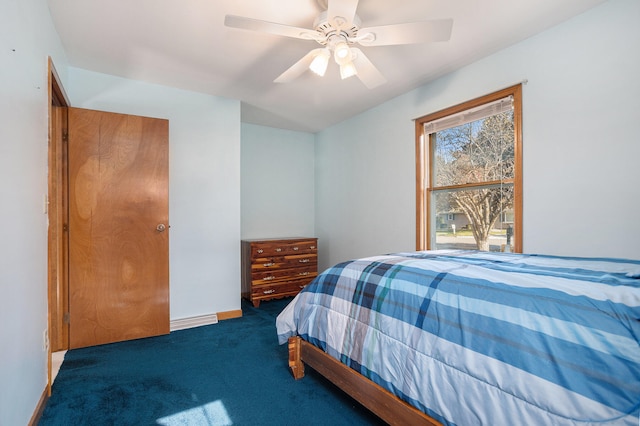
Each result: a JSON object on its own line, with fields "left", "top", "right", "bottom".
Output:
{"left": 170, "top": 313, "right": 219, "bottom": 332}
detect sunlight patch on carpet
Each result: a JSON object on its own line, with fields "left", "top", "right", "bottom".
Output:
{"left": 156, "top": 400, "right": 232, "bottom": 425}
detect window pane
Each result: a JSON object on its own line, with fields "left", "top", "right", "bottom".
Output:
{"left": 432, "top": 111, "right": 514, "bottom": 187}
{"left": 431, "top": 185, "right": 514, "bottom": 252}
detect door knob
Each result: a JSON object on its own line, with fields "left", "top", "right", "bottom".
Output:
{"left": 156, "top": 223, "right": 166, "bottom": 232}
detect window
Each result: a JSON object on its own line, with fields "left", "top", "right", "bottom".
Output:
{"left": 415, "top": 85, "right": 522, "bottom": 252}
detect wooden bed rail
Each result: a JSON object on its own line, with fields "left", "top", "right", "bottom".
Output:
{"left": 288, "top": 336, "right": 442, "bottom": 426}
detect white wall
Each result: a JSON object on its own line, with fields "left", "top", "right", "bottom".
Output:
{"left": 316, "top": 0, "right": 640, "bottom": 269}
{"left": 315, "top": 100, "right": 417, "bottom": 268}
{"left": 67, "top": 68, "right": 242, "bottom": 319}
{"left": 0, "top": 0, "right": 68, "bottom": 424}
{"left": 241, "top": 123, "right": 315, "bottom": 239}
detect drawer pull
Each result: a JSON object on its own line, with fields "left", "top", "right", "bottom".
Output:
{"left": 257, "top": 249, "right": 264, "bottom": 254}
{"left": 298, "top": 272, "right": 309, "bottom": 276}
{"left": 263, "top": 262, "right": 275, "bottom": 267}
{"left": 275, "top": 248, "right": 282, "bottom": 252}
{"left": 293, "top": 247, "right": 299, "bottom": 251}
{"left": 263, "top": 289, "right": 276, "bottom": 295}
{"left": 299, "top": 285, "right": 306, "bottom": 289}
{"left": 310, "top": 246, "right": 316, "bottom": 249}
{"left": 263, "top": 276, "right": 276, "bottom": 281}
{"left": 298, "top": 259, "right": 310, "bottom": 263}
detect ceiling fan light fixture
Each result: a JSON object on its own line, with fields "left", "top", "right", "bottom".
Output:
{"left": 340, "top": 61, "right": 357, "bottom": 79}
{"left": 333, "top": 41, "right": 352, "bottom": 65}
{"left": 309, "top": 49, "right": 330, "bottom": 76}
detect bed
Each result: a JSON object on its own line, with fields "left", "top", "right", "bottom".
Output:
{"left": 276, "top": 250, "right": 640, "bottom": 425}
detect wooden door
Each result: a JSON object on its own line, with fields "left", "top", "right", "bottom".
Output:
{"left": 68, "top": 107, "right": 169, "bottom": 349}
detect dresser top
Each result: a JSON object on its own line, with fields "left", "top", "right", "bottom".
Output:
{"left": 242, "top": 237, "right": 317, "bottom": 243}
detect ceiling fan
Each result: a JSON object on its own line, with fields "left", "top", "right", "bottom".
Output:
{"left": 224, "top": 0, "right": 453, "bottom": 89}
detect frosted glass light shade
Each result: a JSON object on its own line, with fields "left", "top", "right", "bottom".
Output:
{"left": 340, "top": 61, "right": 357, "bottom": 79}
{"left": 309, "top": 49, "right": 330, "bottom": 76}
{"left": 333, "top": 42, "right": 351, "bottom": 65}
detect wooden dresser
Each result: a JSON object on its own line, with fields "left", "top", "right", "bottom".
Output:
{"left": 241, "top": 237, "right": 318, "bottom": 307}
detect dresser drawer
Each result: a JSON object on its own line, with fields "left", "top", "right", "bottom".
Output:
{"left": 251, "top": 239, "right": 317, "bottom": 258}
{"left": 251, "top": 265, "right": 318, "bottom": 285}
{"left": 251, "top": 278, "right": 315, "bottom": 300}
{"left": 250, "top": 254, "right": 317, "bottom": 270}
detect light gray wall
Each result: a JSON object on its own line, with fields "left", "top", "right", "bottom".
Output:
{"left": 316, "top": 0, "right": 640, "bottom": 269}
{"left": 0, "top": 0, "right": 68, "bottom": 424}
{"left": 67, "top": 68, "right": 242, "bottom": 319}
{"left": 241, "top": 123, "right": 315, "bottom": 240}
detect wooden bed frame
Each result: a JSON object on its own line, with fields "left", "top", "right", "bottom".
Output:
{"left": 288, "top": 336, "right": 442, "bottom": 426}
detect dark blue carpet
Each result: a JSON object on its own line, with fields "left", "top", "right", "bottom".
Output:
{"left": 40, "top": 298, "right": 385, "bottom": 425}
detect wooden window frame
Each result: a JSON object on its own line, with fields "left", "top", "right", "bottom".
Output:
{"left": 415, "top": 84, "right": 523, "bottom": 252}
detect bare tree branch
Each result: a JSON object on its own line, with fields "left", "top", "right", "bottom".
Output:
{"left": 434, "top": 111, "right": 514, "bottom": 250}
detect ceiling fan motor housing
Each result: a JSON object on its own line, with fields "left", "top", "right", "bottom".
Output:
{"left": 313, "top": 11, "right": 361, "bottom": 47}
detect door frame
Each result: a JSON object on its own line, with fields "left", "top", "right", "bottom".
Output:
{"left": 47, "top": 57, "right": 70, "bottom": 395}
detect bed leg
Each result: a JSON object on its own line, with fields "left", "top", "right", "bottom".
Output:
{"left": 288, "top": 336, "right": 305, "bottom": 379}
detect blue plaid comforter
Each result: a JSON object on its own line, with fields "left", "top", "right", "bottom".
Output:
{"left": 276, "top": 250, "right": 640, "bottom": 425}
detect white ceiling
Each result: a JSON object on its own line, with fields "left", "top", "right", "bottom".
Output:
{"left": 46, "top": 0, "right": 607, "bottom": 133}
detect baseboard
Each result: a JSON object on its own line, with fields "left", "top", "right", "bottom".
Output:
{"left": 29, "top": 387, "right": 48, "bottom": 426}
{"left": 170, "top": 309, "right": 242, "bottom": 332}
{"left": 170, "top": 313, "right": 218, "bottom": 331}
{"left": 217, "top": 309, "right": 242, "bottom": 321}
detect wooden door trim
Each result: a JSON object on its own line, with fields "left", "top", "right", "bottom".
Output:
{"left": 47, "top": 57, "right": 70, "bottom": 396}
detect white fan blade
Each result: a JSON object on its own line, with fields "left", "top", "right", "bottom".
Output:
{"left": 350, "top": 48, "right": 386, "bottom": 89}
{"left": 225, "top": 15, "right": 321, "bottom": 41}
{"left": 358, "top": 19, "right": 453, "bottom": 46}
{"left": 274, "top": 49, "right": 325, "bottom": 83}
{"left": 327, "top": 0, "right": 359, "bottom": 30}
